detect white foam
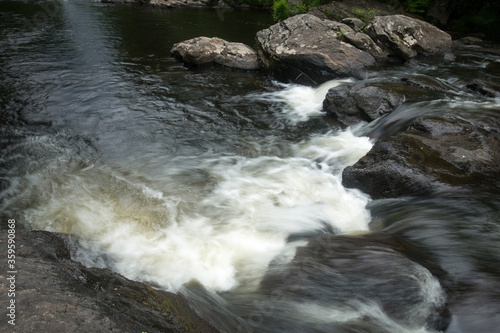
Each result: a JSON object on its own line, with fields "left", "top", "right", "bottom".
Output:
{"left": 250, "top": 79, "right": 353, "bottom": 123}
{"left": 295, "top": 301, "right": 440, "bottom": 333}
{"left": 11, "top": 129, "right": 373, "bottom": 292}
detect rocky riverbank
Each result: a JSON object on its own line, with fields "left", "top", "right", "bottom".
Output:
{"left": 0, "top": 230, "right": 220, "bottom": 333}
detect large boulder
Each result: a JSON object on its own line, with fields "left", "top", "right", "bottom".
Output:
{"left": 255, "top": 14, "right": 377, "bottom": 84}
{"left": 342, "top": 117, "right": 500, "bottom": 199}
{"left": 323, "top": 81, "right": 406, "bottom": 127}
{"left": 365, "top": 15, "right": 452, "bottom": 60}
{"left": 0, "top": 230, "right": 220, "bottom": 333}
{"left": 260, "top": 233, "right": 450, "bottom": 332}
{"left": 171, "top": 36, "right": 261, "bottom": 70}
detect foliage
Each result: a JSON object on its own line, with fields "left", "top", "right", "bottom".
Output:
{"left": 406, "top": 0, "right": 431, "bottom": 14}
{"left": 225, "top": 0, "right": 273, "bottom": 7}
{"left": 271, "top": 0, "right": 331, "bottom": 22}
{"left": 336, "top": 28, "right": 346, "bottom": 41}
{"left": 351, "top": 8, "right": 380, "bottom": 24}
{"left": 273, "top": 0, "right": 291, "bottom": 22}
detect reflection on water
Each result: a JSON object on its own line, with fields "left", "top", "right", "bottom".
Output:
{"left": 1, "top": 1, "right": 500, "bottom": 332}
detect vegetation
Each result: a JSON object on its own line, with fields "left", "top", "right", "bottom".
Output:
{"left": 351, "top": 8, "right": 380, "bottom": 24}
{"left": 268, "top": 0, "right": 499, "bottom": 42}
{"left": 271, "top": 0, "right": 331, "bottom": 21}
{"left": 272, "top": 0, "right": 291, "bottom": 21}
{"left": 406, "top": 0, "right": 431, "bottom": 14}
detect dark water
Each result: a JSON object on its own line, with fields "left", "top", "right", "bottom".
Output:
{"left": 1, "top": 1, "right": 500, "bottom": 332}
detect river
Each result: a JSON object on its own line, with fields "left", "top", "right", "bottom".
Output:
{"left": 1, "top": 1, "right": 499, "bottom": 332}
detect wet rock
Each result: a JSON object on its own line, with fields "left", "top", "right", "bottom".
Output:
{"left": 260, "top": 233, "right": 450, "bottom": 332}
{"left": 255, "top": 14, "right": 376, "bottom": 84}
{"left": 343, "top": 117, "right": 500, "bottom": 199}
{"left": 465, "top": 79, "right": 500, "bottom": 98}
{"left": 401, "top": 76, "right": 451, "bottom": 93}
{"left": 365, "top": 15, "right": 452, "bottom": 60}
{"left": 323, "top": 82, "right": 405, "bottom": 127}
{"left": 341, "top": 17, "right": 365, "bottom": 32}
{"left": 171, "top": 36, "right": 261, "bottom": 70}
{"left": 0, "top": 230, "right": 219, "bottom": 333}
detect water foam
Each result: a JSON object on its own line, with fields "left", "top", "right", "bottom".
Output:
{"left": 4, "top": 79, "right": 374, "bottom": 292}
{"left": 7, "top": 128, "right": 372, "bottom": 292}
{"left": 249, "top": 79, "right": 353, "bottom": 123}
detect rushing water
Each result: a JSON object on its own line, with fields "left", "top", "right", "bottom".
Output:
{"left": 1, "top": 1, "right": 499, "bottom": 332}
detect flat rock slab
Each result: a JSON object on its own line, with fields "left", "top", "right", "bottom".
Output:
{"left": 171, "top": 36, "right": 261, "bottom": 70}
{"left": 323, "top": 81, "right": 406, "bottom": 127}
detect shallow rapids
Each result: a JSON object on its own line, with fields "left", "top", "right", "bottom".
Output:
{"left": 1, "top": 2, "right": 499, "bottom": 333}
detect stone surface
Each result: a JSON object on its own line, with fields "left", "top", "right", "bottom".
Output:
{"left": 465, "top": 79, "right": 500, "bottom": 98}
{"left": 260, "top": 233, "right": 450, "bottom": 332}
{"left": 255, "top": 14, "right": 376, "bottom": 84}
{"left": 365, "top": 15, "right": 452, "bottom": 60}
{"left": 0, "top": 230, "right": 220, "bottom": 333}
{"left": 171, "top": 36, "right": 261, "bottom": 70}
{"left": 341, "top": 17, "right": 365, "bottom": 32}
{"left": 342, "top": 117, "right": 500, "bottom": 199}
{"left": 323, "top": 81, "right": 405, "bottom": 127}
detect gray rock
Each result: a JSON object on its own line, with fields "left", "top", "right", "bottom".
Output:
{"left": 401, "top": 76, "right": 451, "bottom": 93}
{"left": 341, "top": 17, "right": 366, "bottom": 32}
{"left": 260, "top": 233, "right": 450, "bottom": 332}
{"left": 466, "top": 80, "right": 500, "bottom": 98}
{"left": 0, "top": 230, "right": 220, "bottom": 333}
{"left": 343, "top": 117, "right": 500, "bottom": 199}
{"left": 255, "top": 14, "right": 376, "bottom": 84}
{"left": 365, "top": 15, "right": 452, "bottom": 60}
{"left": 171, "top": 36, "right": 261, "bottom": 70}
{"left": 323, "top": 82, "right": 405, "bottom": 127}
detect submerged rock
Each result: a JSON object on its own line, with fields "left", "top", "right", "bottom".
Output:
{"left": 465, "top": 79, "right": 500, "bottom": 98}
{"left": 323, "top": 81, "right": 405, "bottom": 127}
{"left": 260, "top": 233, "right": 450, "bottom": 332}
{"left": 0, "top": 230, "right": 219, "bottom": 333}
{"left": 171, "top": 36, "right": 261, "bottom": 70}
{"left": 255, "top": 14, "right": 376, "bottom": 84}
{"left": 365, "top": 15, "right": 452, "bottom": 60}
{"left": 343, "top": 117, "right": 500, "bottom": 199}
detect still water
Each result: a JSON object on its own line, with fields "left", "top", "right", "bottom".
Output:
{"left": 1, "top": 1, "right": 499, "bottom": 332}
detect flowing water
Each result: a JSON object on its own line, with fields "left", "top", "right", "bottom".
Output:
{"left": 1, "top": 1, "right": 499, "bottom": 332}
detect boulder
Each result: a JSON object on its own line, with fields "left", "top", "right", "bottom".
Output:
{"left": 255, "top": 14, "right": 377, "bottom": 84}
{"left": 365, "top": 15, "right": 452, "bottom": 60}
{"left": 323, "top": 81, "right": 406, "bottom": 127}
{"left": 260, "top": 233, "right": 450, "bottom": 332}
{"left": 401, "top": 76, "right": 452, "bottom": 93}
{"left": 171, "top": 36, "right": 261, "bottom": 70}
{"left": 342, "top": 117, "right": 500, "bottom": 199}
{"left": 341, "top": 17, "right": 366, "bottom": 32}
{"left": 0, "top": 230, "right": 220, "bottom": 333}
{"left": 465, "top": 79, "right": 500, "bottom": 98}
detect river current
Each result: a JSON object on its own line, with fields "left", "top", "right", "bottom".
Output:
{"left": 1, "top": 1, "right": 499, "bottom": 332}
